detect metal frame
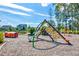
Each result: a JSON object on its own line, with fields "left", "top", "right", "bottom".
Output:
{"left": 29, "top": 19, "right": 72, "bottom": 48}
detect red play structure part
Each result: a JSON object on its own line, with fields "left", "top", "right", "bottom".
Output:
{"left": 5, "top": 32, "right": 18, "bottom": 38}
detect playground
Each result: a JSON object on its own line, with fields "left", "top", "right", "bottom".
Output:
{"left": 0, "top": 34, "right": 79, "bottom": 56}
{"left": 0, "top": 3, "right": 79, "bottom": 56}
{"left": 0, "top": 20, "right": 79, "bottom": 56}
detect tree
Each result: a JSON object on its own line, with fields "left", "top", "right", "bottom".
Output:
{"left": 48, "top": 4, "right": 56, "bottom": 27}
{"left": 29, "top": 27, "right": 36, "bottom": 35}
{"left": 48, "top": 20, "right": 55, "bottom": 27}
{"left": 17, "top": 24, "right": 27, "bottom": 31}
{"left": 0, "top": 25, "right": 16, "bottom": 31}
{"left": 55, "top": 3, "right": 79, "bottom": 33}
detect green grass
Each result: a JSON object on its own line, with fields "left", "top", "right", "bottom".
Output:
{"left": 0, "top": 32, "right": 4, "bottom": 43}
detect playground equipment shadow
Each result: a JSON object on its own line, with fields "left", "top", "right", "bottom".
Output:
{"left": 31, "top": 38, "right": 72, "bottom": 50}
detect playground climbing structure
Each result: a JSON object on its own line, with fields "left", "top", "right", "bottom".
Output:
{"left": 28, "top": 19, "right": 72, "bottom": 48}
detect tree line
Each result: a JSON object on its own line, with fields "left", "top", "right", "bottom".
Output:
{"left": 0, "top": 24, "right": 36, "bottom": 34}
{"left": 48, "top": 3, "right": 79, "bottom": 34}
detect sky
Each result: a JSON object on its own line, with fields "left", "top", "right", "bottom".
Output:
{"left": 0, "top": 3, "right": 56, "bottom": 27}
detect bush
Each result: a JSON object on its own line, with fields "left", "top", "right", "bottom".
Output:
{"left": 0, "top": 32, "right": 4, "bottom": 43}
{"left": 29, "top": 27, "right": 36, "bottom": 36}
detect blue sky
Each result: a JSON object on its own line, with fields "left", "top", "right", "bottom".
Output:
{"left": 0, "top": 3, "right": 55, "bottom": 27}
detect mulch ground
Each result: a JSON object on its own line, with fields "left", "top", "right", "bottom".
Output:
{"left": 0, "top": 34, "right": 79, "bottom": 56}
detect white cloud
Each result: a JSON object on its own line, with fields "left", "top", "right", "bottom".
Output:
{"left": 0, "top": 3, "right": 50, "bottom": 17}
{"left": 0, "top": 3, "right": 34, "bottom": 12}
{"left": 41, "top": 3, "right": 50, "bottom": 7}
{"left": 0, "top": 8, "right": 31, "bottom": 16}
{"left": 34, "top": 12, "right": 50, "bottom": 17}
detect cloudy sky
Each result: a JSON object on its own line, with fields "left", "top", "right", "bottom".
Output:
{"left": 0, "top": 3, "right": 55, "bottom": 27}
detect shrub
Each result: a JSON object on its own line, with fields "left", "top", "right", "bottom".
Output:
{"left": 0, "top": 32, "right": 4, "bottom": 43}
{"left": 29, "top": 27, "right": 36, "bottom": 36}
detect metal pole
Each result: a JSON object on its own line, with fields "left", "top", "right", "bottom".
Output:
{"left": 32, "top": 36, "right": 35, "bottom": 48}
